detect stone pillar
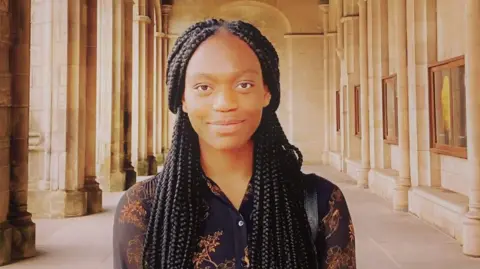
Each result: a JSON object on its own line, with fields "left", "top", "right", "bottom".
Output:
{"left": 463, "top": 0, "right": 480, "bottom": 257}
{"left": 161, "top": 5, "right": 172, "bottom": 160}
{"left": 9, "top": 0, "right": 35, "bottom": 259}
{"left": 97, "top": 0, "right": 127, "bottom": 192}
{"left": 320, "top": 5, "right": 330, "bottom": 165}
{"left": 0, "top": 0, "right": 36, "bottom": 264}
{"left": 27, "top": 0, "right": 91, "bottom": 218}
{"left": 0, "top": 1, "right": 14, "bottom": 264}
{"left": 146, "top": 8, "right": 157, "bottom": 175}
{"left": 134, "top": 7, "right": 150, "bottom": 176}
{"left": 155, "top": 31, "right": 164, "bottom": 166}
{"left": 371, "top": 0, "right": 387, "bottom": 169}
{"left": 393, "top": 0, "right": 410, "bottom": 211}
{"left": 84, "top": 0, "right": 102, "bottom": 214}
{"left": 358, "top": 0, "right": 370, "bottom": 188}
{"left": 123, "top": 0, "right": 136, "bottom": 189}
{"left": 337, "top": 0, "right": 347, "bottom": 172}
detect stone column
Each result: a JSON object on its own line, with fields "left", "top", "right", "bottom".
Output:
{"left": 97, "top": 0, "right": 127, "bottom": 192}
{"left": 155, "top": 31, "right": 164, "bottom": 165}
{"left": 84, "top": 0, "right": 102, "bottom": 214}
{"left": 161, "top": 5, "right": 172, "bottom": 159}
{"left": 133, "top": 4, "right": 150, "bottom": 176}
{"left": 27, "top": 0, "right": 90, "bottom": 218}
{"left": 358, "top": 0, "right": 370, "bottom": 188}
{"left": 146, "top": 8, "right": 157, "bottom": 175}
{"left": 0, "top": 1, "right": 13, "bottom": 264}
{"left": 463, "top": 0, "right": 480, "bottom": 257}
{"left": 320, "top": 4, "right": 330, "bottom": 165}
{"left": 337, "top": 0, "right": 347, "bottom": 172}
{"left": 8, "top": 0, "right": 36, "bottom": 260}
{"left": 0, "top": 0, "right": 35, "bottom": 264}
{"left": 123, "top": 0, "right": 136, "bottom": 189}
{"left": 393, "top": 0, "right": 410, "bottom": 211}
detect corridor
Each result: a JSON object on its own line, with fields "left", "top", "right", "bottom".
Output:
{"left": 4, "top": 166, "right": 480, "bottom": 269}
{"left": 2, "top": 0, "right": 480, "bottom": 267}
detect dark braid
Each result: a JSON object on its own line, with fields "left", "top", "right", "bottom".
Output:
{"left": 143, "top": 18, "right": 317, "bottom": 268}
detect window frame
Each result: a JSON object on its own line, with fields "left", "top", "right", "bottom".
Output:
{"left": 336, "top": 90, "right": 341, "bottom": 133}
{"left": 354, "top": 85, "right": 361, "bottom": 138}
{"left": 428, "top": 55, "right": 467, "bottom": 159}
{"left": 382, "top": 74, "right": 399, "bottom": 145}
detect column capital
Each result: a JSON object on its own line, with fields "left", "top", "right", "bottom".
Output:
{"left": 340, "top": 15, "right": 359, "bottom": 24}
{"left": 357, "top": 0, "right": 367, "bottom": 5}
{"left": 135, "top": 15, "right": 151, "bottom": 24}
{"left": 319, "top": 4, "right": 329, "bottom": 13}
{"left": 161, "top": 4, "right": 172, "bottom": 16}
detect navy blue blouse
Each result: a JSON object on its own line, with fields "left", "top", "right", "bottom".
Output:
{"left": 113, "top": 172, "right": 356, "bottom": 269}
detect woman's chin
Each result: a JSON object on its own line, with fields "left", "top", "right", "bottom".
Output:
{"left": 204, "top": 137, "right": 252, "bottom": 151}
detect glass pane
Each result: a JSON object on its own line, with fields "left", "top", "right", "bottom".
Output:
{"left": 434, "top": 69, "right": 452, "bottom": 145}
{"left": 451, "top": 65, "right": 467, "bottom": 147}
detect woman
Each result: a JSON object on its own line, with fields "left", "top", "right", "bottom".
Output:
{"left": 113, "top": 18, "right": 356, "bottom": 269}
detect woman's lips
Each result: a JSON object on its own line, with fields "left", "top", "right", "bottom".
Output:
{"left": 207, "top": 119, "right": 245, "bottom": 134}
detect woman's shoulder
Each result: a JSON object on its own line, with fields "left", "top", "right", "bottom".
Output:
{"left": 114, "top": 173, "right": 161, "bottom": 228}
{"left": 301, "top": 171, "right": 340, "bottom": 197}
{"left": 112, "top": 174, "right": 161, "bottom": 269}
{"left": 300, "top": 171, "right": 350, "bottom": 219}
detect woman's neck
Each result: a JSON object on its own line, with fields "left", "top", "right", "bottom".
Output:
{"left": 199, "top": 140, "right": 254, "bottom": 182}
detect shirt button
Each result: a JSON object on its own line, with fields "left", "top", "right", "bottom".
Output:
{"left": 238, "top": 220, "right": 244, "bottom": 227}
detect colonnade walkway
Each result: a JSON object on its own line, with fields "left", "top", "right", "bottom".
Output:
{"left": 3, "top": 166, "right": 480, "bottom": 269}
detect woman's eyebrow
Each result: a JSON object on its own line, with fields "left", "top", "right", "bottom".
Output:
{"left": 187, "top": 69, "right": 261, "bottom": 80}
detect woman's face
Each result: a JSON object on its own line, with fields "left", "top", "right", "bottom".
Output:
{"left": 182, "top": 29, "right": 271, "bottom": 151}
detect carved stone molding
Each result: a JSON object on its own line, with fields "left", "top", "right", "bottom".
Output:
{"left": 135, "top": 15, "right": 151, "bottom": 24}
{"left": 28, "top": 132, "right": 42, "bottom": 151}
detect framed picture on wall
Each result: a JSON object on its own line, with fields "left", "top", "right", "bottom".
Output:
{"left": 382, "top": 74, "right": 398, "bottom": 145}
{"left": 428, "top": 56, "right": 467, "bottom": 159}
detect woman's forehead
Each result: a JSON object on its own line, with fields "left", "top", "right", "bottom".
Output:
{"left": 185, "top": 30, "right": 262, "bottom": 78}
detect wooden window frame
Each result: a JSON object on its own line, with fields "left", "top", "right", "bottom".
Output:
{"left": 382, "top": 74, "right": 399, "bottom": 145}
{"left": 354, "top": 85, "right": 361, "bottom": 138}
{"left": 336, "top": 90, "right": 341, "bottom": 133}
{"left": 428, "top": 55, "right": 467, "bottom": 159}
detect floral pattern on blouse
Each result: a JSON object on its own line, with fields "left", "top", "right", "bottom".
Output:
{"left": 113, "top": 172, "right": 356, "bottom": 269}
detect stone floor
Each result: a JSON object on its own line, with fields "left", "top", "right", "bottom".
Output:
{"left": 3, "top": 165, "right": 480, "bottom": 269}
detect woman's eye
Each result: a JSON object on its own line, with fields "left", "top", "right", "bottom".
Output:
{"left": 238, "top": 82, "right": 253, "bottom": 89}
{"left": 194, "top": 85, "right": 211, "bottom": 92}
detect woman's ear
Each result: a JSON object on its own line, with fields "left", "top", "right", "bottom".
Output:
{"left": 182, "top": 94, "right": 188, "bottom": 113}
{"left": 263, "top": 85, "right": 272, "bottom": 108}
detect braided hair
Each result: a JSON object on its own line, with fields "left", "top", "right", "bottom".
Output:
{"left": 142, "top": 18, "right": 317, "bottom": 268}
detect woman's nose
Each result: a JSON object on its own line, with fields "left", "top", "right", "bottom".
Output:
{"left": 212, "top": 89, "right": 238, "bottom": 112}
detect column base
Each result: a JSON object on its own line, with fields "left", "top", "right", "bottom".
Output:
{"left": 147, "top": 155, "right": 157, "bottom": 175}
{"left": 156, "top": 154, "right": 165, "bottom": 166}
{"left": 393, "top": 184, "right": 409, "bottom": 212}
{"left": 84, "top": 176, "right": 103, "bottom": 214}
{"left": 124, "top": 165, "right": 137, "bottom": 190}
{"left": 136, "top": 159, "right": 148, "bottom": 176}
{"left": 10, "top": 215, "right": 36, "bottom": 260}
{"left": 322, "top": 150, "right": 329, "bottom": 165}
{"left": 357, "top": 167, "right": 370, "bottom": 189}
{"left": 109, "top": 171, "right": 127, "bottom": 192}
{"left": 0, "top": 222, "right": 12, "bottom": 266}
{"left": 463, "top": 211, "right": 480, "bottom": 257}
{"left": 28, "top": 190, "right": 87, "bottom": 218}
{"left": 162, "top": 147, "right": 170, "bottom": 162}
